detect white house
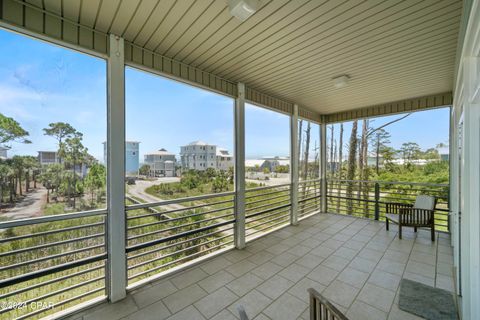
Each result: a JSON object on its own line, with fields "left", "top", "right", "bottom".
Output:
{"left": 103, "top": 141, "right": 140, "bottom": 175}
{"left": 37, "top": 151, "right": 88, "bottom": 177}
{"left": 180, "top": 141, "right": 233, "bottom": 171}
{"left": 0, "top": 146, "right": 8, "bottom": 160}
{"left": 246, "top": 156, "right": 290, "bottom": 172}
{"left": 143, "top": 148, "right": 176, "bottom": 177}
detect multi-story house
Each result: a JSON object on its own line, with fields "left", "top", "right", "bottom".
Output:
{"left": 103, "top": 141, "right": 140, "bottom": 175}
{"left": 37, "top": 151, "right": 89, "bottom": 177}
{"left": 143, "top": 148, "right": 176, "bottom": 177}
{"left": 180, "top": 141, "right": 233, "bottom": 171}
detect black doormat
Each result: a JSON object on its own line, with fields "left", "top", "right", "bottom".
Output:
{"left": 399, "top": 279, "right": 457, "bottom": 320}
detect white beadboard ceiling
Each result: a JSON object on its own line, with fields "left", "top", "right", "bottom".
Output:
{"left": 28, "top": 0, "right": 462, "bottom": 114}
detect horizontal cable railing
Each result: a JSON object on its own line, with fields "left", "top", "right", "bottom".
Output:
{"left": 125, "top": 192, "right": 235, "bottom": 286}
{"left": 245, "top": 183, "right": 291, "bottom": 241}
{"left": 326, "top": 179, "right": 450, "bottom": 232}
{"left": 298, "top": 179, "right": 321, "bottom": 219}
{"left": 0, "top": 210, "right": 107, "bottom": 319}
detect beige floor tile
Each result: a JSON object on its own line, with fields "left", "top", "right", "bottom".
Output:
{"left": 194, "top": 287, "right": 238, "bottom": 319}
{"left": 347, "top": 300, "right": 387, "bottom": 320}
{"left": 402, "top": 272, "right": 435, "bottom": 287}
{"left": 322, "top": 280, "right": 360, "bottom": 308}
{"left": 198, "top": 270, "right": 236, "bottom": 293}
{"left": 278, "top": 263, "right": 311, "bottom": 282}
{"left": 210, "top": 309, "right": 238, "bottom": 320}
{"left": 162, "top": 284, "right": 207, "bottom": 314}
{"left": 322, "top": 255, "right": 350, "bottom": 270}
{"left": 123, "top": 300, "right": 171, "bottom": 320}
{"left": 165, "top": 306, "right": 205, "bottom": 320}
{"left": 288, "top": 277, "right": 325, "bottom": 301}
{"left": 228, "top": 289, "right": 272, "bottom": 319}
{"left": 248, "top": 251, "right": 275, "bottom": 265}
{"left": 307, "top": 264, "right": 339, "bottom": 286}
{"left": 286, "top": 244, "right": 312, "bottom": 257}
{"left": 263, "top": 293, "right": 308, "bottom": 320}
{"left": 251, "top": 261, "right": 283, "bottom": 280}
{"left": 405, "top": 261, "right": 435, "bottom": 278}
{"left": 310, "top": 245, "right": 335, "bottom": 258}
{"left": 170, "top": 268, "right": 209, "bottom": 290}
{"left": 376, "top": 259, "right": 406, "bottom": 276}
{"left": 358, "top": 248, "right": 384, "bottom": 262}
{"left": 295, "top": 253, "right": 325, "bottom": 269}
{"left": 357, "top": 283, "right": 395, "bottom": 313}
{"left": 224, "top": 249, "right": 254, "bottom": 263}
{"left": 367, "top": 270, "right": 401, "bottom": 292}
{"left": 225, "top": 259, "right": 258, "bottom": 277}
{"left": 436, "top": 274, "right": 454, "bottom": 292}
{"left": 349, "top": 256, "right": 377, "bottom": 273}
{"left": 199, "top": 256, "right": 233, "bottom": 275}
{"left": 337, "top": 267, "right": 370, "bottom": 289}
{"left": 334, "top": 246, "right": 359, "bottom": 260}
{"left": 271, "top": 252, "right": 299, "bottom": 267}
{"left": 132, "top": 280, "right": 177, "bottom": 308}
{"left": 226, "top": 272, "right": 264, "bottom": 296}
{"left": 83, "top": 296, "right": 138, "bottom": 320}
{"left": 256, "top": 274, "right": 295, "bottom": 300}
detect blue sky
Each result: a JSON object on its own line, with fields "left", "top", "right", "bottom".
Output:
{"left": 0, "top": 28, "right": 449, "bottom": 162}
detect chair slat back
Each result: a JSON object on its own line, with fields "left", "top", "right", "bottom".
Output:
{"left": 414, "top": 195, "right": 436, "bottom": 210}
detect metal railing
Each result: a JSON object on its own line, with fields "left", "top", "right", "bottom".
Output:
{"left": 298, "top": 179, "right": 321, "bottom": 219}
{"left": 0, "top": 210, "right": 107, "bottom": 320}
{"left": 326, "top": 179, "right": 450, "bottom": 232}
{"left": 245, "top": 184, "right": 291, "bottom": 240}
{"left": 125, "top": 191, "right": 236, "bottom": 286}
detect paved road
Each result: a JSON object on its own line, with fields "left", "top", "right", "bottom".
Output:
{"left": 127, "top": 178, "right": 186, "bottom": 211}
{"left": 1, "top": 188, "right": 47, "bottom": 220}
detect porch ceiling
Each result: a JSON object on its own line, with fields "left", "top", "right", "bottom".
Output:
{"left": 27, "top": 0, "right": 461, "bottom": 114}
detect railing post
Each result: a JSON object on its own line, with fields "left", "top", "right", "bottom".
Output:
{"left": 290, "top": 104, "right": 299, "bottom": 225}
{"left": 320, "top": 123, "right": 327, "bottom": 213}
{"left": 374, "top": 182, "right": 380, "bottom": 220}
{"left": 107, "top": 34, "right": 127, "bottom": 302}
{"left": 234, "top": 83, "right": 246, "bottom": 249}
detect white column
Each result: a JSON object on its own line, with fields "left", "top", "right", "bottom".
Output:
{"left": 234, "top": 83, "right": 246, "bottom": 249}
{"left": 290, "top": 105, "right": 299, "bottom": 225}
{"left": 462, "top": 56, "right": 480, "bottom": 319}
{"left": 320, "top": 123, "right": 327, "bottom": 213}
{"left": 107, "top": 34, "right": 126, "bottom": 302}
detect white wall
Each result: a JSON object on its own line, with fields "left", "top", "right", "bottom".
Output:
{"left": 451, "top": 1, "right": 480, "bottom": 318}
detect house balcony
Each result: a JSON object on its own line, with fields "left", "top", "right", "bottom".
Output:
{"left": 1, "top": 179, "right": 453, "bottom": 320}
{"left": 63, "top": 213, "right": 454, "bottom": 320}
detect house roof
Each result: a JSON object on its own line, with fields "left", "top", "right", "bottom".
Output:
{"left": 145, "top": 149, "right": 175, "bottom": 156}
{"left": 187, "top": 141, "right": 209, "bottom": 146}
{"left": 216, "top": 148, "right": 232, "bottom": 157}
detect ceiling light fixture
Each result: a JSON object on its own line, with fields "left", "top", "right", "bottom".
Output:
{"left": 228, "top": 0, "right": 259, "bottom": 22}
{"left": 333, "top": 75, "right": 350, "bottom": 88}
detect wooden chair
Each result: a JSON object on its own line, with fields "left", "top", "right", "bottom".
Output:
{"left": 385, "top": 195, "right": 437, "bottom": 241}
{"left": 309, "top": 288, "right": 349, "bottom": 320}
{"left": 236, "top": 305, "right": 249, "bottom": 320}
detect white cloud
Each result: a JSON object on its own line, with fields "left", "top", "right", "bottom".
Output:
{"left": 0, "top": 83, "right": 42, "bottom": 104}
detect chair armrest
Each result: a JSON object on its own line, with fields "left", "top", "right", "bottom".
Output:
{"left": 399, "top": 207, "right": 435, "bottom": 224}
{"left": 386, "top": 202, "right": 414, "bottom": 214}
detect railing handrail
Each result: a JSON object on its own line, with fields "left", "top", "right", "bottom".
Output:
{"left": 298, "top": 178, "right": 321, "bottom": 184}
{"left": 125, "top": 190, "right": 235, "bottom": 210}
{"left": 245, "top": 183, "right": 291, "bottom": 192}
{"left": 0, "top": 208, "right": 107, "bottom": 229}
{"left": 327, "top": 178, "right": 449, "bottom": 188}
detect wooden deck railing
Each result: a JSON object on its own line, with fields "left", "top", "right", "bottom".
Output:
{"left": 308, "top": 288, "right": 349, "bottom": 320}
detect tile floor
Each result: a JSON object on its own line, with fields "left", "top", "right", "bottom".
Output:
{"left": 69, "top": 213, "right": 455, "bottom": 320}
